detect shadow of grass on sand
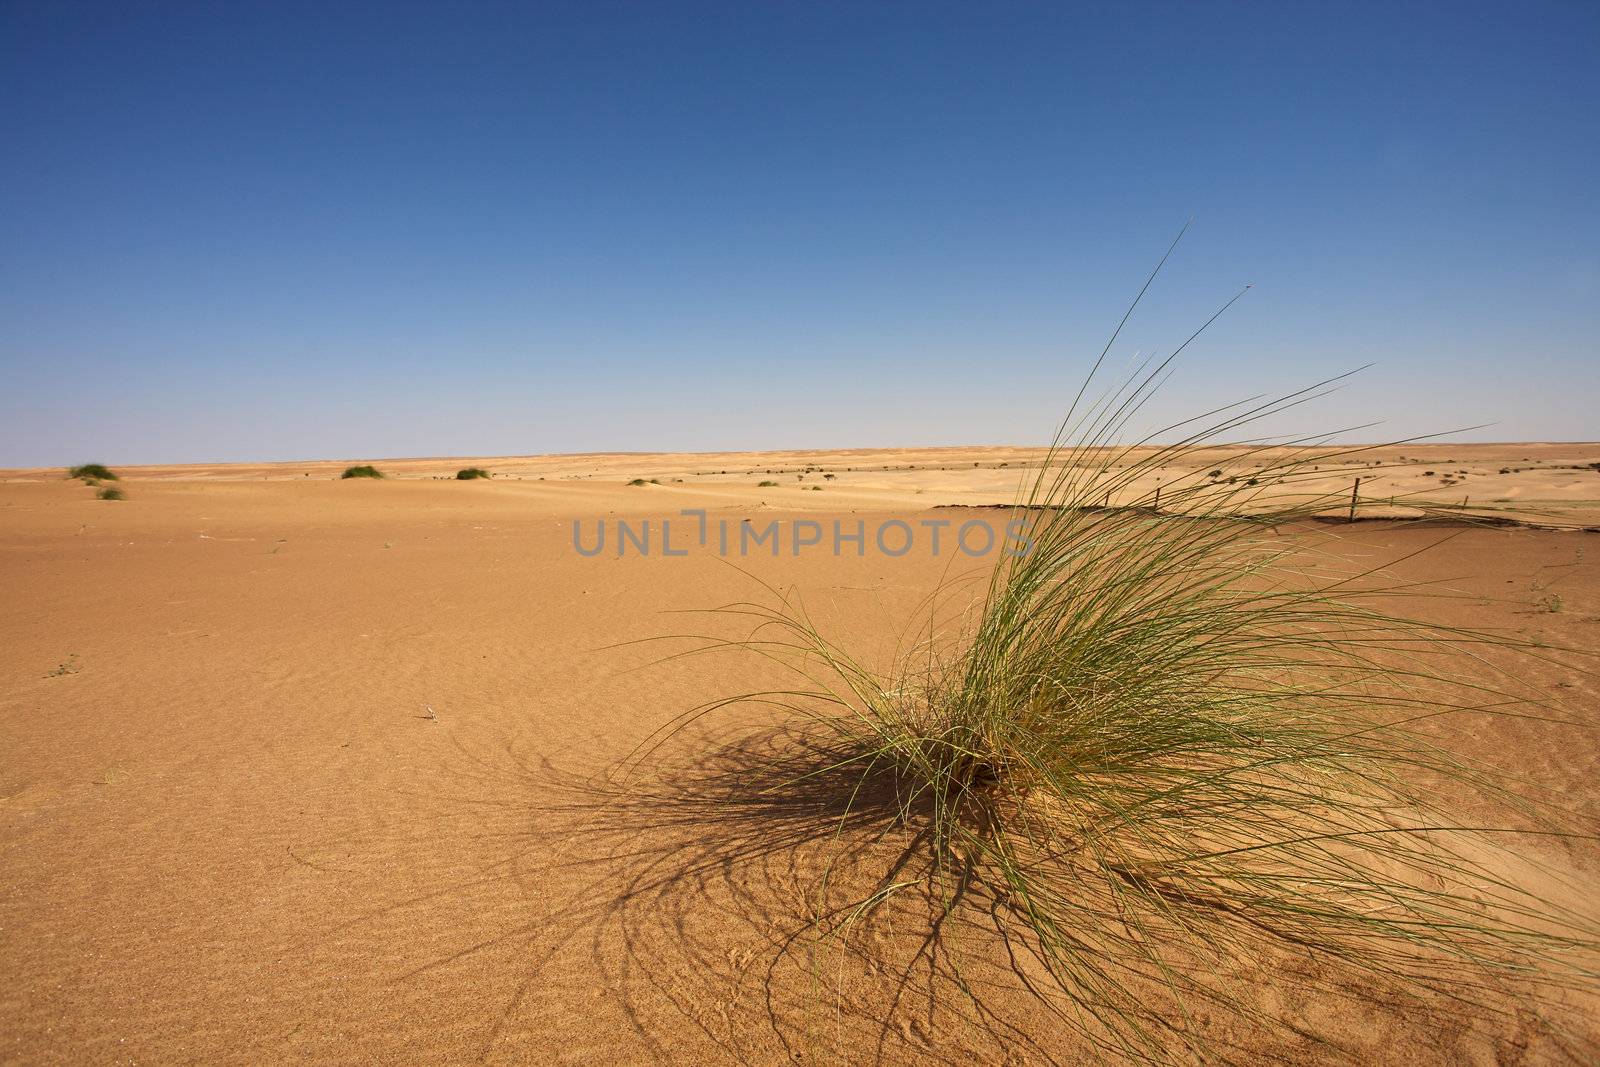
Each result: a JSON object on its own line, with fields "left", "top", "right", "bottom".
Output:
{"left": 475, "top": 723, "right": 1582, "bottom": 1066}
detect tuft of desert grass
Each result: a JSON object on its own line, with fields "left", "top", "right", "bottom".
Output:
{"left": 637, "top": 264, "right": 1599, "bottom": 1060}
{"left": 340, "top": 465, "right": 384, "bottom": 479}
{"left": 455, "top": 467, "right": 492, "bottom": 480}
{"left": 96, "top": 487, "right": 125, "bottom": 500}
{"left": 68, "top": 463, "right": 117, "bottom": 481}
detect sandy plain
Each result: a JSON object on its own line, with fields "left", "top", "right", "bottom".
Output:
{"left": 2, "top": 443, "right": 1597, "bottom": 1064}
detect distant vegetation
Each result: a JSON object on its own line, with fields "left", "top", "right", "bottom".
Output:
{"left": 96, "top": 487, "right": 125, "bottom": 501}
{"left": 68, "top": 464, "right": 117, "bottom": 481}
{"left": 758, "top": 480, "right": 779, "bottom": 487}
{"left": 340, "top": 465, "right": 384, "bottom": 479}
{"left": 628, "top": 478, "right": 648, "bottom": 486}
{"left": 455, "top": 467, "right": 491, "bottom": 480}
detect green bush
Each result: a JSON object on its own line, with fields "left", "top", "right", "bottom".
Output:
{"left": 340, "top": 465, "right": 384, "bottom": 479}
{"left": 68, "top": 464, "right": 117, "bottom": 481}
{"left": 660, "top": 286, "right": 1599, "bottom": 1059}
{"left": 96, "top": 487, "right": 125, "bottom": 501}
{"left": 455, "top": 467, "right": 491, "bottom": 480}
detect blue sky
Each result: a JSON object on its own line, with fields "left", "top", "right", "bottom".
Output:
{"left": 2, "top": 2, "right": 1596, "bottom": 466}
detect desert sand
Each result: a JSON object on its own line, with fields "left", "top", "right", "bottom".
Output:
{"left": 2, "top": 444, "right": 1597, "bottom": 1064}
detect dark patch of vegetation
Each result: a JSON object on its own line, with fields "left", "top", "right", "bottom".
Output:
{"left": 455, "top": 467, "right": 491, "bottom": 480}
{"left": 340, "top": 465, "right": 384, "bottom": 479}
{"left": 97, "top": 487, "right": 125, "bottom": 500}
{"left": 758, "top": 480, "right": 780, "bottom": 487}
{"left": 68, "top": 464, "right": 117, "bottom": 481}
{"left": 628, "top": 478, "right": 648, "bottom": 486}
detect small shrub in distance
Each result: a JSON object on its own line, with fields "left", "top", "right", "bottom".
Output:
{"left": 758, "top": 480, "right": 779, "bottom": 487}
{"left": 628, "top": 478, "right": 648, "bottom": 486}
{"left": 97, "top": 487, "right": 125, "bottom": 500}
{"left": 455, "top": 467, "right": 491, "bottom": 480}
{"left": 340, "top": 465, "right": 384, "bottom": 479}
{"left": 68, "top": 464, "right": 117, "bottom": 481}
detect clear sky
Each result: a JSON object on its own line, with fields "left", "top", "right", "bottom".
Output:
{"left": 2, "top": 2, "right": 1596, "bottom": 466}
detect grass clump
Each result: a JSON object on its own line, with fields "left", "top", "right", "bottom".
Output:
{"left": 340, "top": 465, "right": 384, "bottom": 479}
{"left": 758, "top": 480, "right": 780, "bottom": 487}
{"left": 96, "top": 487, "right": 125, "bottom": 500}
{"left": 68, "top": 464, "right": 117, "bottom": 481}
{"left": 455, "top": 467, "right": 491, "bottom": 480}
{"left": 628, "top": 478, "right": 649, "bottom": 487}
{"left": 647, "top": 265, "right": 1599, "bottom": 1060}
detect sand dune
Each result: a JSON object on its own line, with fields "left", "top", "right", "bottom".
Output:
{"left": 2, "top": 448, "right": 1597, "bottom": 1063}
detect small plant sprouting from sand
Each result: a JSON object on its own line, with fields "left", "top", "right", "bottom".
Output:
{"left": 628, "top": 478, "right": 648, "bottom": 487}
{"left": 638, "top": 263, "right": 1600, "bottom": 1060}
{"left": 340, "top": 465, "right": 384, "bottom": 479}
{"left": 455, "top": 467, "right": 492, "bottom": 480}
{"left": 96, "top": 487, "right": 125, "bottom": 501}
{"left": 46, "top": 654, "right": 80, "bottom": 678}
{"left": 67, "top": 464, "right": 117, "bottom": 481}
{"left": 758, "top": 480, "right": 780, "bottom": 487}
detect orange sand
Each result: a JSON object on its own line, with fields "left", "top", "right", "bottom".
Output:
{"left": 2, "top": 444, "right": 1597, "bottom": 1063}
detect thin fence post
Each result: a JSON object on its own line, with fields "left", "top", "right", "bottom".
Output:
{"left": 1348, "top": 477, "right": 1361, "bottom": 522}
